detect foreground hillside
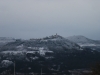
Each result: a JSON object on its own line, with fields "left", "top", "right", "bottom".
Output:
{"left": 0, "top": 35, "right": 100, "bottom": 74}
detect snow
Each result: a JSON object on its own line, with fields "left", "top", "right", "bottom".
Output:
{"left": 39, "top": 47, "right": 44, "bottom": 50}
{"left": 1, "top": 60, "right": 13, "bottom": 67}
{"left": 67, "top": 35, "right": 92, "bottom": 43}
{"left": 82, "top": 44, "right": 94, "bottom": 46}
{"left": 27, "top": 51, "right": 39, "bottom": 54}
{"left": 1, "top": 51, "right": 25, "bottom": 55}
{"left": 30, "top": 56, "right": 39, "bottom": 60}
{"left": 1, "top": 46, "right": 52, "bottom": 56}
{"left": 40, "top": 40, "right": 48, "bottom": 42}
{"left": 45, "top": 56, "right": 54, "bottom": 59}
{"left": 66, "top": 35, "right": 100, "bottom": 47}
{"left": 1, "top": 51, "right": 39, "bottom": 54}
{"left": 16, "top": 44, "right": 24, "bottom": 48}
{"left": 50, "top": 39, "right": 58, "bottom": 41}
{"left": 0, "top": 37, "right": 15, "bottom": 47}
{"left": 28, "top": 47, "right": 47, "bottom": 50}
{"left": 77, "top": 43, "right": 100, "bottom": 47}
{"left": 0, "top": 37, "right": 15, "bottom": 43}
{"left": 39, "top": 48, "right": 45, "bottom": 55}
{"left": 1, "top": 60, "right": 12, "bottom": 63}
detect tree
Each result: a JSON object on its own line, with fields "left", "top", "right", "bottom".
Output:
{"left": 82, "top": 63, "right": 100, "bottom": 75}
{"left": 91, "top": 63, "right": 100, "bottom": 75}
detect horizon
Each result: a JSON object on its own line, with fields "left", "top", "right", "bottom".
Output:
{"left": 0, "top": 34, "right": 99, "bottom": 40}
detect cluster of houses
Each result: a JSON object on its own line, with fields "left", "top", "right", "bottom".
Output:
{"left": 27, "top": 47, "right": 53, "bottom": 56}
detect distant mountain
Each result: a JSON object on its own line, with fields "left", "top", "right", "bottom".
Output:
{"left": 66, "top": 35, "right": 100, "bottom": 47}
{"left": 0, "top": 35, "right": 80, "bottom": 52}
{"left": 0, "top": 37, "right": 15, "bottom": 47}
{"left": 39, "top": 35, "right": 80, "bottom": 50}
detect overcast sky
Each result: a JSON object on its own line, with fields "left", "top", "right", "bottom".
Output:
{"left": 0, "top": 0, "right": 100, "bottom": 40}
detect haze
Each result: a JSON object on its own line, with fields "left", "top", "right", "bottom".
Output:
{"left": 0, "top": 0, "right": 100, "bottom": 40}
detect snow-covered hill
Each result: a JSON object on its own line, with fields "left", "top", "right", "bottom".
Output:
{"left": 0, "top": 37, "right": 15, "bottom": 46}
{"left": 0, "top": 37, "right": 15, "bottom": 43}
{"left": 66, "top": 35, "right": 100, "bottom": 47}
{"left": 0, "top": 35, "right": 81, "bottom": 69}
{"left": 39, "top": 35, "right": 80, "bottom": 49}
{"left": 0, "top": 35, "right": 100, "bottom": 73}
{"left": 0, "top": 35, "right": 81, "bottom": 54}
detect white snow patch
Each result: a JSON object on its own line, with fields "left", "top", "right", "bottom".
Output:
{"left": 1, "top": 60, "right": 13, "bottom": 67}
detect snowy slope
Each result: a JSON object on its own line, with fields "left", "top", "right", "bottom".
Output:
{"left": 66, "top": 35, "right": 100, "bottom": 47}
{"left": 0, "top": 37, "right": 15, "bottom": 42}
{"left": 0, "top": 37, "right": 15, "bottom": 46}
{"left": 0, "top": 35, "right": 80, "bottom": 53}
{"left": 37, "top": 35, "right": 80, "bottom": 49}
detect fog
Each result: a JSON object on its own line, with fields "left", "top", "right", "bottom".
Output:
{"left": 0, "top": 0, "right": 100, "bottom": 40}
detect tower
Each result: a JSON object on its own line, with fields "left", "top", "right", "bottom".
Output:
{"left": 56, "top": 33, "right": 58, "bottom": 37}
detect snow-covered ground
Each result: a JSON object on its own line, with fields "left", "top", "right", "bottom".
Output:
{"left": 66, "top": 35, "right": 100, "bottom": 47}
{"left": 1, "top": 51, "right": 37, "bottom": 55}
{"left": 0, "top": 37, "right": 15, "bottom": 47}
{"left": 78, "top": 43, "right": 100, "bottom": 47}
{"left": 1, "top": 47, "right": 53, "bottom": 56}
{"left": 67, "top": 35, "right": 93, "bottom": 43}
{"left": 0, "top": 37, "right": 15, "bottom": 43}
{"left": 1, "top": 60, "right": 13, "bottom": 67}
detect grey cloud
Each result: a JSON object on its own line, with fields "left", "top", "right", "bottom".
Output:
{"left": 0, "top": 0, "right": 100, "bottom": 40}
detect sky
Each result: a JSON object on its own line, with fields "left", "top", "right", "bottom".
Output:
{"left": 0, "top": 0, "right": 100, "bottom": 40}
